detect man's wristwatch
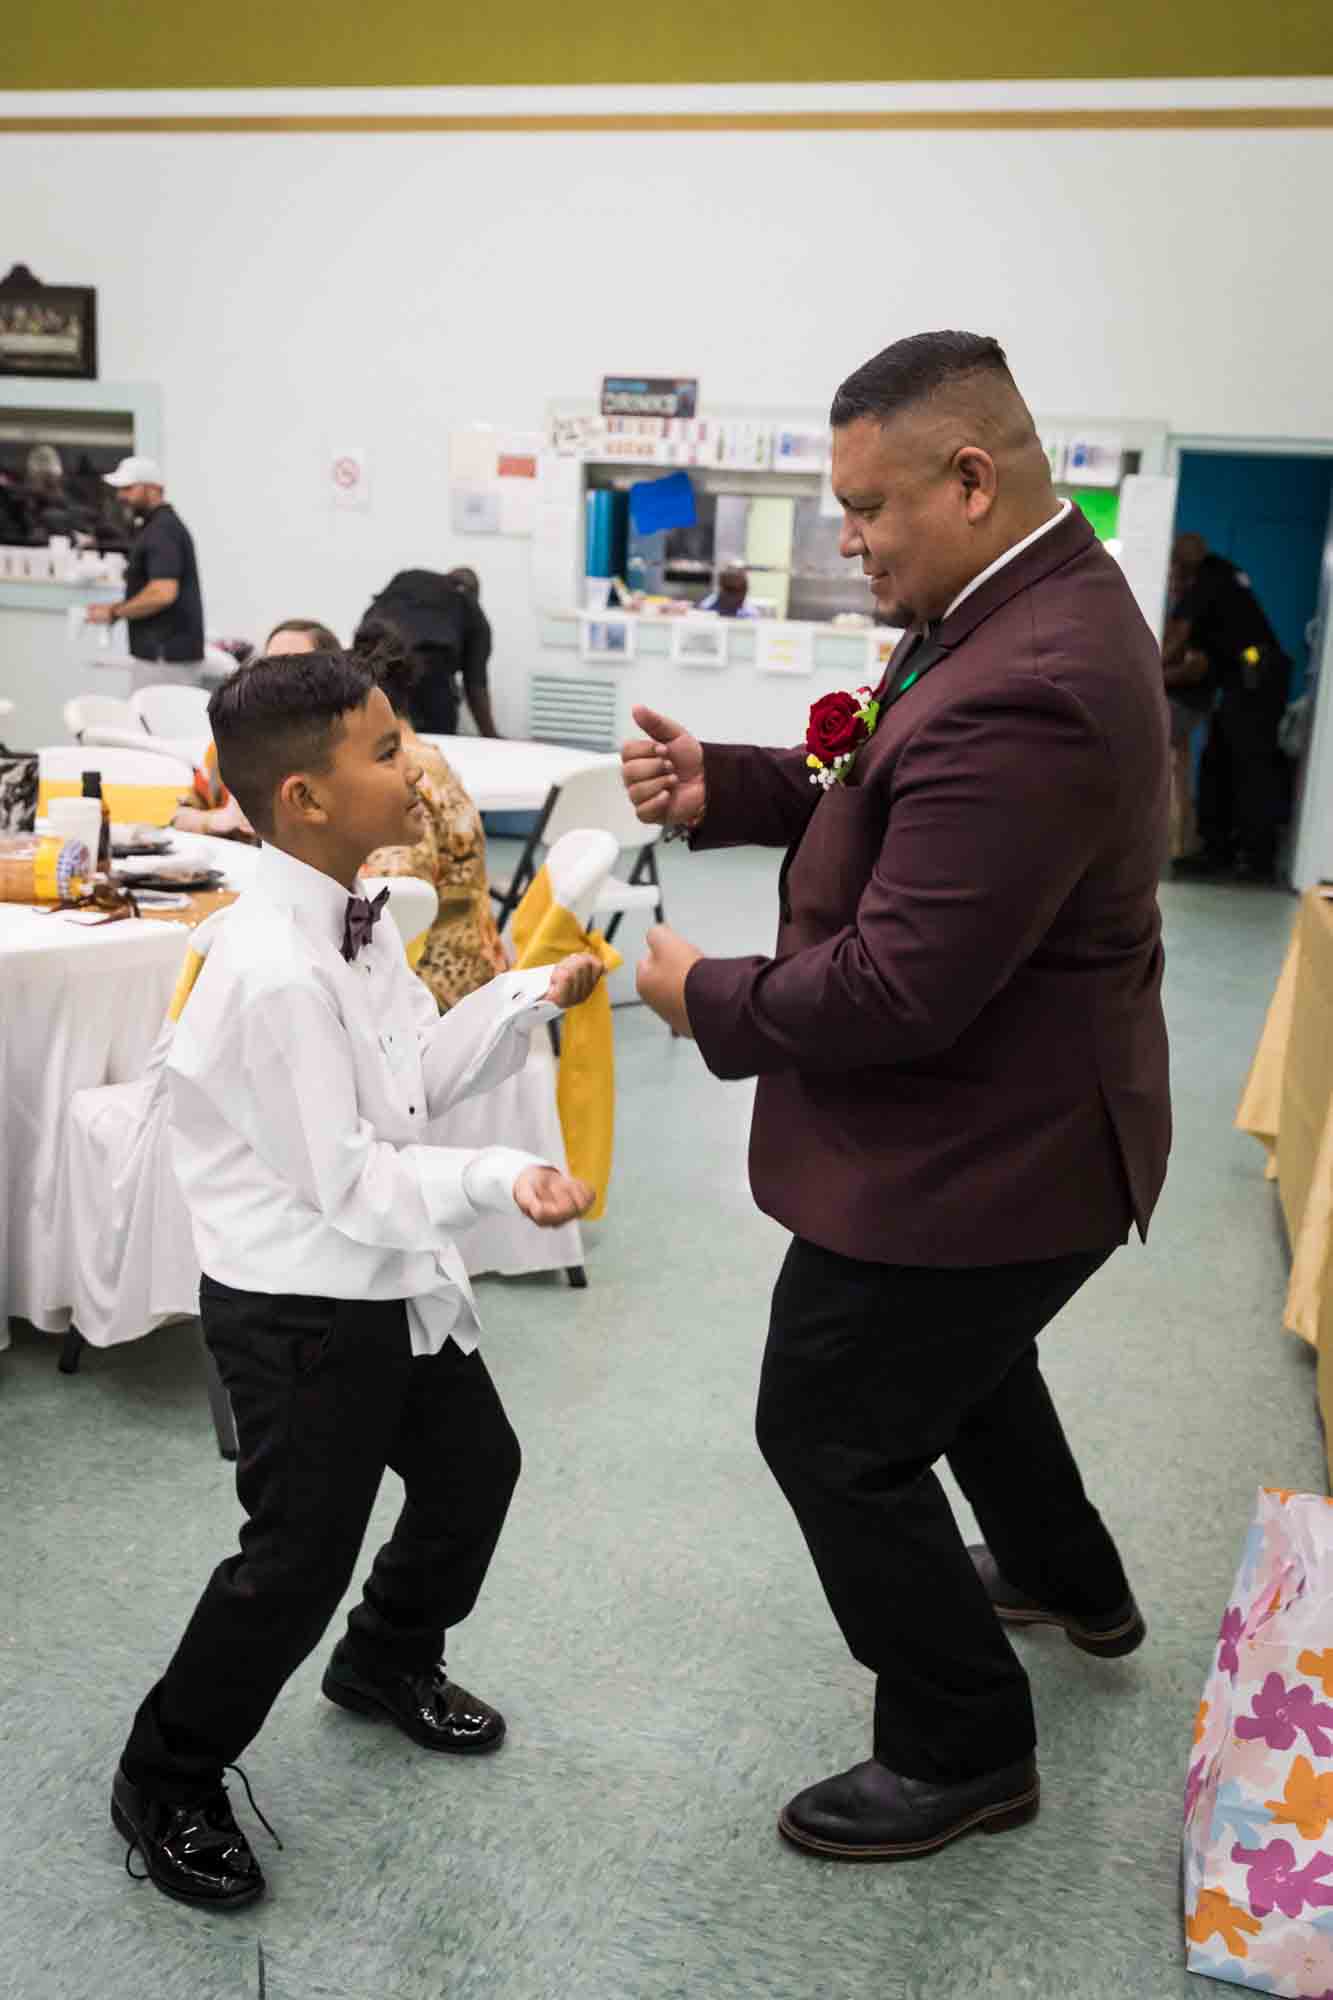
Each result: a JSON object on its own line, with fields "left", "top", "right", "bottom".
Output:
{"left": 662, "top": 810, "right": 705, "bottom": 845}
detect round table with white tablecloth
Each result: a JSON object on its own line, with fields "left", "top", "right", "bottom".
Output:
{"left": 0, "top": 904, "right": 198, "bottom": 1346}
{"left": 418, "top": 736, "right": 616, "bottom": 813}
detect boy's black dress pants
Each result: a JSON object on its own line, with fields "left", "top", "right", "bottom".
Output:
{"left": 122, "top": 1277, "right": 521, "bottom": 1801}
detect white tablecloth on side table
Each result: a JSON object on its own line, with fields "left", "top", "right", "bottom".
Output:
{"left": 0, "top": 906, "right": 195, "bottom": 1346}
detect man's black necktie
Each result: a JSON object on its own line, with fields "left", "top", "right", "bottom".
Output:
{"left": 341, "top": 886, "right": 390, "bottom": 963}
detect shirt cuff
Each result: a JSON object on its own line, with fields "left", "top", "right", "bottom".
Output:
{"left": 498, "top": 964, "right": 562, "bottom": 1023}
{"left": 461, "top": 1146, "right": 553, "bottom": 1214}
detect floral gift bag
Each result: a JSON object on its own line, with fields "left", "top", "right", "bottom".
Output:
{"left": 1185, "top": 1488, "right": 1333, "bottom": 1996}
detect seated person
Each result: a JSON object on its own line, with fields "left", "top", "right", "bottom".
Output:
{"left": 173, "top": 620, "right": 338, "bottom": 836}
{"left": 696, "top": 566, "right": 759, "bottom": 619}
{"left": 174, "top": 616, "right": 505, "bottom": 1013}
{"left": 356, "top": 621, "right": 508, "bottom": 1012}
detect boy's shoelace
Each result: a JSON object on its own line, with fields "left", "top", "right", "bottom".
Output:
{"left": 121, "top": 1762, "right": 282, "bottom": 1882}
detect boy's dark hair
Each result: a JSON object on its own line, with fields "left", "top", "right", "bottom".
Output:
{"left": 829, "top": 331, "right": 1012, "bottom": 430}
{"left": 208, "top": 651, "right": 375, "bottom": 837}
{"left": 351, "top": 615, "right": 423, "bottom": 721}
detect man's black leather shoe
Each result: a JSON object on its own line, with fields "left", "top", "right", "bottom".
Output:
{"left": 111, "top": 1765, "right": 265, "bottom": 1908}
{"left": 779, "top": 1754, "right": 1039, "bottom": 1860}
{"left": 969, "top": 1543, "right": 1147, "bottom": 1657}
{"left": 321, "top": 1652, "right": 506, "bottom": 1753}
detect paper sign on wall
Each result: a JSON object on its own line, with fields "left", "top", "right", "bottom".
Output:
{"left": 865, "top": 626, "right": 906, "bottom": 681}
{"left": 330, "top": 448, "right": 369, "bottom": 511}
{"left": 1116, "top": 473, "right": 1178, "bottom": 640}
{"left": 532, "top": 453, "right": 582, "bottom": 611}
{"left": 451, "top": 489, "right": 501, "bottom": 534}
{"left": 450, "top": 428, "right": 543, "bottom": 536}
{"left": 756, "top": 621, "right": 814, "bottom": 677}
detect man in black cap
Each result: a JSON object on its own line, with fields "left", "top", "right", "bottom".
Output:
{"left": 86, "top": 455, "right": 205, "bottom": 692}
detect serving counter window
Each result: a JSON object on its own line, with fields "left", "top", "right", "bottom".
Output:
{"left": 0, "top": 404, "right": 139, "bottom": 550}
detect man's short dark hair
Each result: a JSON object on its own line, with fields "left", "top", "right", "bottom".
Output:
{"left": 830, "top": 331, "right": 1012, "bottom": 429}
{"left": 208, "top": 651, "right": 375, "bottom": 837}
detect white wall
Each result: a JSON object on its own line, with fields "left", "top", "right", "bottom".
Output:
{"left": 4, "top": 104, "right": 1333, "bottom": 735}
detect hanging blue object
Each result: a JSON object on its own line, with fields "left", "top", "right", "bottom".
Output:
{"left": 628, "top": 471, "right": 697, "bottom": 537}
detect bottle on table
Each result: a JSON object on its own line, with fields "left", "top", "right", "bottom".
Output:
{"left": 81, "top": 770, "right": 113, "bottom": 873}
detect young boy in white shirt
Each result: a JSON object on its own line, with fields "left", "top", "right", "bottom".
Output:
{"left": 113, "top": 650, "right": 602, "bottom": 1909}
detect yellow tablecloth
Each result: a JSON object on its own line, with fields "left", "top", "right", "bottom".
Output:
{"left": 1236, "top": 891, "right": 1333, "bottom": 1461}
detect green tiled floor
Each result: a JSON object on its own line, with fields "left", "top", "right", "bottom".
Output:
{"left": 0, "top": 847, "right": 1311, "bottom": 1999}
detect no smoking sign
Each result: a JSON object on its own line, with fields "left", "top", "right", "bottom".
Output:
{"left": 330, "top": 447, "right": 369, "bottom": 510}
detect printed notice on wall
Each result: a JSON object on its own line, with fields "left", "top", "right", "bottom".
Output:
{"left": 450, "top": 428, "right": 543, "bottom": 537}
{"left": 755, "top": 621, "right": 814, "bottom": 678}
{"left": 1116, "top": 474, "right": 1178, "bottom": 640}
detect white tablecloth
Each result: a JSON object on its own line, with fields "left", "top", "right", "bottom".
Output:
{"left": 420, "top": 737, "right": 616, "bottom": 813}
{"left": 0, "top": 904, "right": 195, "bottom": 1345}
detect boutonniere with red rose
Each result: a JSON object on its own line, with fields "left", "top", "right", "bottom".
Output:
{"left": 804, "top": 686, "right": 881, "bottom": 789}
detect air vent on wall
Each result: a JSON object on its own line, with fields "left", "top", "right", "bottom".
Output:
{"left": 527, "top": 673, "right": 619, "bottom": 753}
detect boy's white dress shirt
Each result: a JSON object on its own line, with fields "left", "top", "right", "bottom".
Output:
{"left": 168, "top": 843, "right": 558, "bottom": 1357}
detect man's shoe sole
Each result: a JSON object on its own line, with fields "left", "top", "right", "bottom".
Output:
{"left": 110, "top": 1798, "right": 265, "bottom": 1910}
{"left": 777, "top": 1782, "right": 1040, "bottom": 1861}
{"left": 993, "top": 1599, "right": 1147, "bottom": 1658}
{"left": 321, "top": 1671, "right": 506, "bottom": 1754}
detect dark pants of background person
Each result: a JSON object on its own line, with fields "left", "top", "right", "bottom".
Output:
{"left": 121, "top": 1280, "right": 521, "bottom": 1801}
{"left": 756, "top": 1240, "right": 1127, "bottom": 1784}
{"left": 409, "top": 643, "right": 460, "bottom": 736}
{"left": 1197, "top": 690, "right": 1291, "bottom": 874}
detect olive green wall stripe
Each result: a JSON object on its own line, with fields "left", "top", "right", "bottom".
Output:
{"left": 2, "top": 106, "right": 1332, "bottom": 136}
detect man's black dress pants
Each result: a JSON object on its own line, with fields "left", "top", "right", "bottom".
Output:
{"left": 756, "top": 1239, "right": 1130, "bottom": 1783}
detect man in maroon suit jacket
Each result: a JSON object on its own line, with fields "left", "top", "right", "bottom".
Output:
{"left": 622, "top": 331, "right": 1170, "bottom": 1862}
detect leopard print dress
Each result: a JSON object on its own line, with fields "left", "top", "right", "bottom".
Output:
{"left": 361, "top": 732, "right": 507, "bottom": 1013}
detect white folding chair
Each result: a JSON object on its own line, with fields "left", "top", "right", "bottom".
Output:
{"left": 58, "top": 908, "right": 237, "bottom": 1454}
{"left": 545, "top": 828, "right": 620, "bottom": 928}
{"left": 130, "top": 683, "right": 212, "bottom": 740}
{"left": 38, "top": 742, "right": 196, "bottom": 826}
{"left": 491, "top": 761, "right": 664, "bottom": 943}
{"left": 64, "top": 694, "right": 140, "bottom": 741}
{"left": 72, "top": 724, "right": 209, "bottom": 768}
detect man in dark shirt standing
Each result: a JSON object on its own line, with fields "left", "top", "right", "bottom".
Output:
{"left": 86, "top": 456, "right": 206, "bottom": 690}
{"left": 1164, "top": 533, "right": 1290, "bottom": 882}
{"left": 357, "top": 567, "right": 501, "bottom": 738}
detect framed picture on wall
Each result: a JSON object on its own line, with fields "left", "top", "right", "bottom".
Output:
{"left": 0, "top": 267, "right": 98, "bottom": 380}
{"left": 577, "top": 611, "right": 637, "bottom": 663}
{"left": 671, "top": 617, "right": 729, "bottom": 669}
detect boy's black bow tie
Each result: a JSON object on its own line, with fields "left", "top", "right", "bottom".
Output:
{"left": 342, "top": 886, "right": 390, "bottom": 963}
